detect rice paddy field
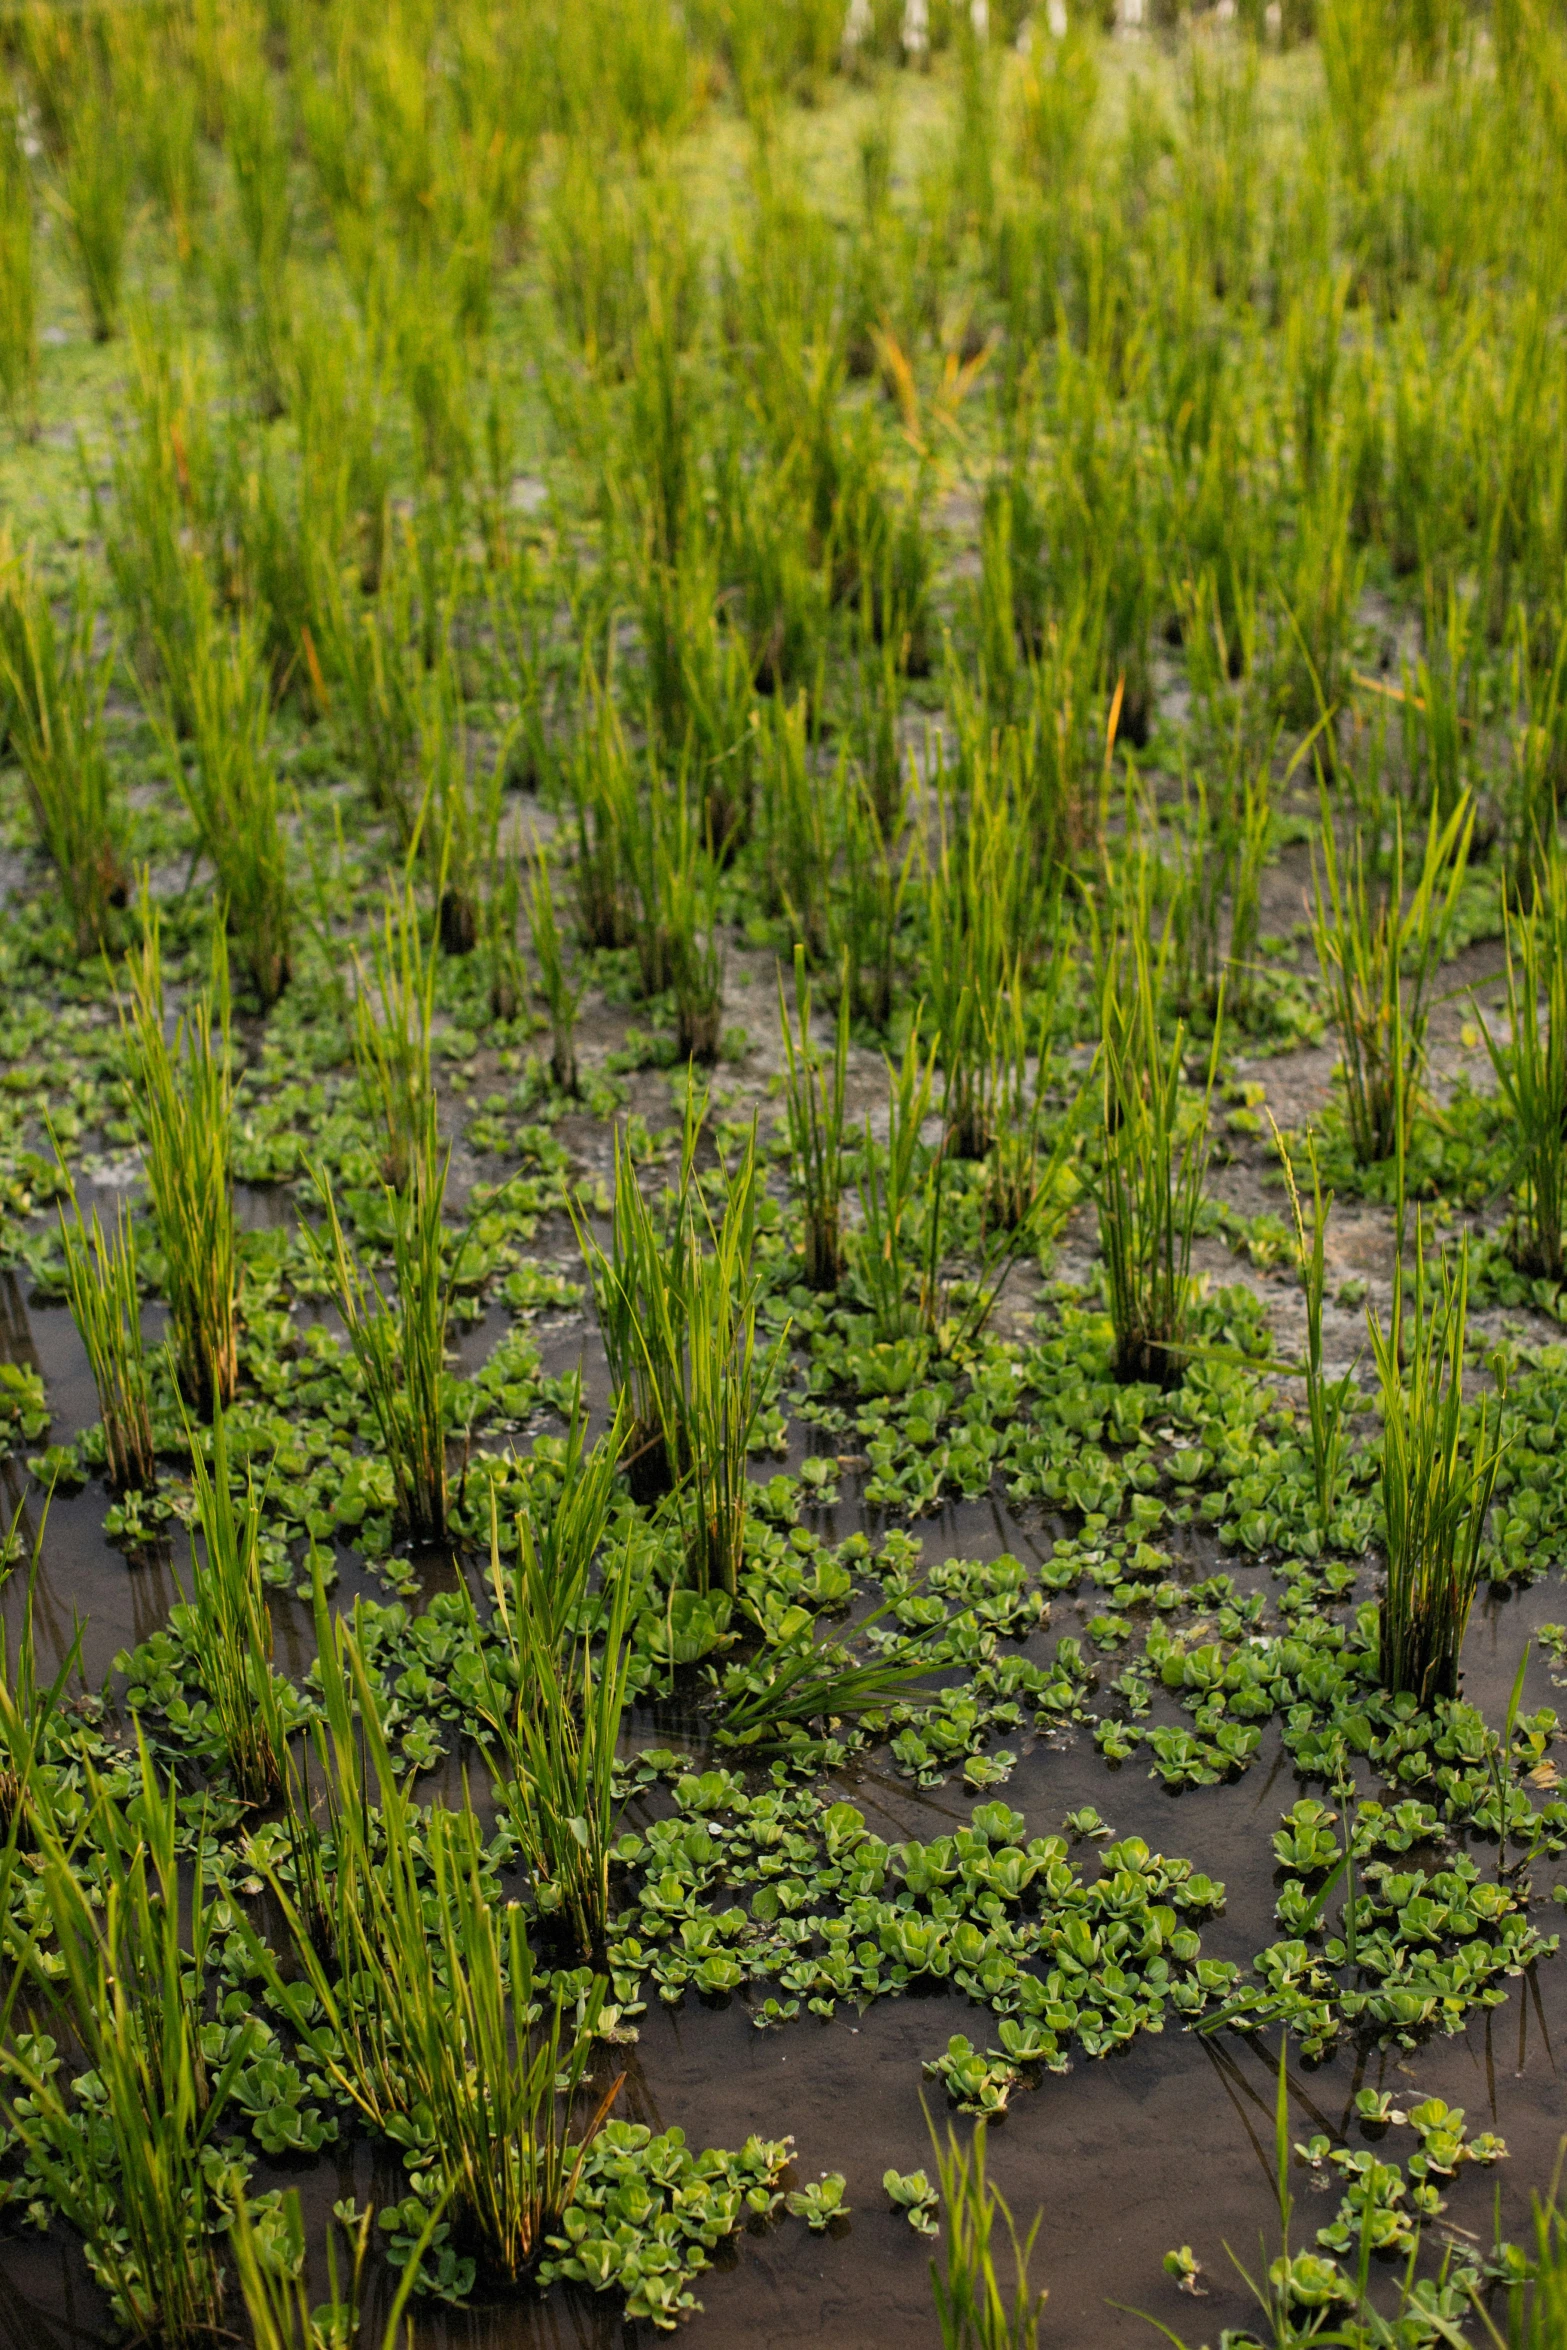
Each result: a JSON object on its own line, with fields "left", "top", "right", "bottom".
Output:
{"left": 12, "top": 1, "right": 1567, "bottom": 2345}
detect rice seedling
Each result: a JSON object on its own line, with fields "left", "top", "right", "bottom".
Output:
{"left": 151, "top": 592, "right": 292, "bottom": 1008}
{"left": 54, "top": 1172, "right": 156, "bottom": 1494}
{"left": 1466, "top": 2160, "right": 1567, "bottom": 2348}
{"left": 1084, "top": 934, "right": 1219, "bottom": 1388}
{"left": 1168, "top": 745, "right": 1275, "bottom": 1027}
{"left": 236, "top": 1603, "right": 617, "bottom": 2281}
{"left": 465, "top": 1488, "right": 636, "bottom": 1958}
{"left": 482, "top": 828, "right": 527, "bottom": 1024}
{"left": 668, "top": 862, "right": 726, "bottom": 1066}
{"left": 568, "top": 678, "right": 638, "bottom": 953}
{"left": 717, "top": 1590, "right": 944, "bottom": 1752}
{"left": 181, "top": 1404, "right": 292, "bottom": 1806}
{"left": 778, "top": 946, "right": 849, "bottom": 1291}
{"left": 527, "top": 839, "right": 584, "bottom": 1094}
{"left": 122, "top": 909, "right": 239, "bottom": 1417}
{"left": 416, "top": 639, "right": 503, "bottom": 955}
{"left": 0, "top": 1746, "right": 256, "bottom": 2345}
{"left": 0, "top": 83, "right": 38, "bottom": 437}
{"left": 55, "top": 79, "right": 133, "bottom": 340}
{"left": 1371, "top": 1228, "right": 1505, "bottom": 1706}
{"left": 308, "top": 1139, "right": 459, "bottom": 1548}
{"left": 228, "top": 2187, "right": 434, "bottom": 2350}
{"left": 923, "top": 749, "right": 1040, "bottom": 1158}
{"left": 1476, "top": 846, "right": 1567, "bottom": 1281}
{"left": 755, "top": 692, "right": 832, "bottom": 965}
{"left": 854, "top": 1019, "right": 938, "bottom": 1344}
{"left": 833, "top": 766, "right": 912, "bottom": 1032}
{"left": 317, "top": 552, "right": 423, "bottom": 841}
{"left": 575, "top": 1119, "right": 694, "bottom": 1502}
{"left": 1311, "top": 787, "right": 1473, "bottom": 1167}
{"left": 1271, "top": 1121, "right": 1355, "bottom": 1523}
{"left": 0, "top": 551, "right": 125, "bottom": 956}
{"left": 0, "top": 1533, "right": 83, "bottom": 1842}
{"left": 928, "top": 2109, "right": 1046, "bottom": 2350}
{"left": 680, "top": 1124, "right": 776, "bottom": 1597}
{"left": 353, "top": 880, "right": 438, "bottom": 1192}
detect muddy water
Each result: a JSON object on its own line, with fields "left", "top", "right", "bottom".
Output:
{"left": 3, "top": 1277, "right": 1567, "bottom": 2350}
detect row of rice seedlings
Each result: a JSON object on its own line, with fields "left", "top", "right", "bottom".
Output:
{"left": 122, "top": 909, "right": 239, "bottom": 1416}
{"left": 181, "top": 1404, "right": 293, "bottom": 1805}
{"left": 0, "top": 1747, "right": 250, "bottom": 2345}
{"left": 0, "top": 550, "right": 125, "bottom": 957}
{"left": 1310, "top": 787, "right": 1473, "bottom": 1168}
{"left": 466, "top": 1463, "right": 634, "bottom": 1960}
{"left": 55, "top": 1174, "right": 157, "bottom": 1493}
{"left": 237, "top": 1596, "right": 616, "bottom": 2281}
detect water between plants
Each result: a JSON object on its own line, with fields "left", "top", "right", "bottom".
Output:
{"left": 3, "top": 1258, "right": 1566, "bottom": 2350}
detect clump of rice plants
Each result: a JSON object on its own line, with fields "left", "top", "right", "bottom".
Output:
{"left": 527, "top": 839, "right": 583, "bottom": 1093}
{"left": 55, "top": 1175, "right": 156, "bottom": 1493}
{"left": 1477, "top": 846, "right": 1567, "bottom": 1281}
{"left": 0, "top": 1750, "right": 254, "bottom": 2345}
{"left": 778, "top": 945, "right": 849, "bottom": 1290}
{"left": 122, "top": 910, "right": 238, "bottom": 1417}
{"left": 56, "top": 77, "right": 133, "bottom": 340}
{"left": 181, "top": 1405, "right": 293, "bottom": 1805}
{"left": 1272, "top": 1123, "right": 1355, "bottom": 1526}
{"left": 1371, "top": 1231, "right": 1505, "bottom": 1706}
{"left": 353, "top": 880, "right": 438, "bottom": 1191}
{"left": 309, "top": 1130, "right": 462, "bottom": 1548}
{"left": 928, "top": 2110, "right": 1046, "bottom": 2350}
{"left": 0, "top": 550, "right": 125, "bottom": 956}
{"left": 576, "top": 1117, "right": 694, "bottom": 1501}
{"left": 151, "top": 594, "right": 292, "bottom": 1008}
{"left": 467, "top": 1473, "right": 634, "bottom": 1958}
{"left": 1084, "top": 935, "right": 1218, "bottom": 1388}
{"left": 680, "top": 1122, "right": 775, "bottom": 1596}
{"left": 853, "top": 1018, "right": 938, "bottom": 1344}
{"left": 229, "top": 2188, "right": 431, "bottom": 2350}
{"left": 237, "top": 1605, "right": 617, "bottom": 2283}
{"left": 1311, "top": 790, "right": 1472, "bottom": 1167}
{"left": 0, "top": 86, "right": 38, "bottom": 436}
